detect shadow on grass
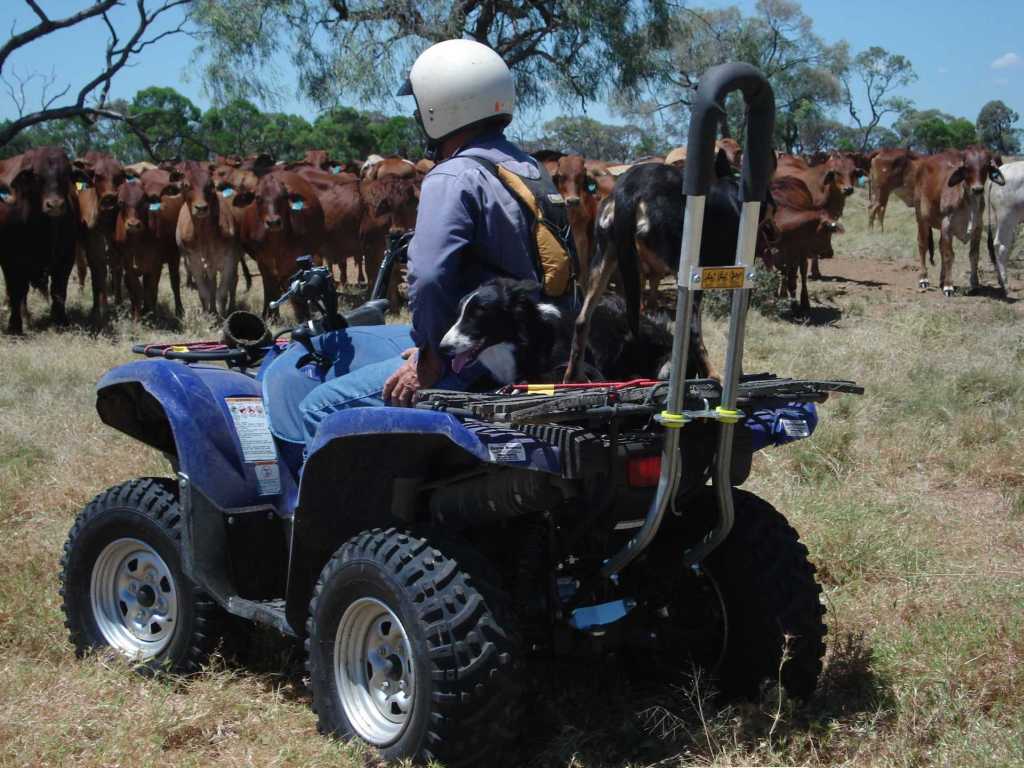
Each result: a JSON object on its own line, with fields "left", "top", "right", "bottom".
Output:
{"left": 811, "top": 273, "right": 889, "bottom": 289}
{"left": 964, "top": 285, "right": 1018, "bottom": 303}
{"left": 198, "top": 623, "right": 893, "bottom": 767}
{"left": 517, "top": 630, "right": 893, "bottom": 767}
{"left": 780, "top": 305, "right": 844, "bottom": 327}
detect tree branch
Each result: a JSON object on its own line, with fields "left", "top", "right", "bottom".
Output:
{"left": 1, "top": 0, "right": 119, "bottom": 74}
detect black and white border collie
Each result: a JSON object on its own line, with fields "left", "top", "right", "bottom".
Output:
{"left": 439, "top": 278, "right": 673, "bottom": 385}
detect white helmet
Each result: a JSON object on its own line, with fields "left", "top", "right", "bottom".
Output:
{"left": 398, "top": 39, "right": 515, "bottom": 142}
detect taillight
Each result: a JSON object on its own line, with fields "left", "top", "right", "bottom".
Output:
{"left": 627, "top": 455, "right": 661, "bottom": 487}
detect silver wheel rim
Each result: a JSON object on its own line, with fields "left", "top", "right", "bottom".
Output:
{"left": 334, "top": 597, "right": 415, "bottom": 745}
{"left": 90, "top": 537, "right": 178, "bottom": 659}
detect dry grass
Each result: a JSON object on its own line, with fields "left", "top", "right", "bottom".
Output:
{"left": 1, "top": 189, "right": 1023, "bottom": 766}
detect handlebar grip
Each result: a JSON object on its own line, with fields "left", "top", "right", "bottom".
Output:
{"left": 682, "top": 62, "right": 775, "bottom": 202}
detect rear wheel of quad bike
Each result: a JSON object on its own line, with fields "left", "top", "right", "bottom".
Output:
{"left": 649, "top": 488, "right": 825, "bottom": 700}
{"left": 60, "top": 478, "right": 219, "bottom": 674}
{"left": 703, "top": 489, "right": 826, "bottom": 700}
{"left": 306, "top": 528, "right": 521, "bottom": 766}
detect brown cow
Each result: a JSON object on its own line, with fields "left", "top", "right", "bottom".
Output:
{"left": 774, "top": 152, "right": 858, "bottom": 278}
{"left": 359, "top": 174, "right": 420, "bottom": 308}
{"left": 1, "top": 147, "right": 81, "bottom": 334}
{"left": 238, "top": 170, "right": 326, "bottom": 316}
{"left": 175, "top": 161, "right": 242, "bottom": 317}
{"left": 113, "top": 169, "right": 184, "bottom": 319}
{"left": 362, "top": 155, "right": 417, "bottom": 180}
{"left": 532, "top": 152, "right": 599, "bottom": 286}
{"left": 291, "top": 166, "right": 367, "bottom": 286}
{"left": 867, "top": 148, "right": 918, "bottom": 231}
{"left": 73, "top": 151, "right": 124, "bottom": 324}
{"left": 905, "top": 146, "right": 1005, "bottom": 295}
{"left": 768, "top": 176, "right": 843, "bottom": 312}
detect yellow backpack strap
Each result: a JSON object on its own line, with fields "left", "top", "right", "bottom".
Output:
{"left": 494, "top": 165, "right": 542, "bottom": 219}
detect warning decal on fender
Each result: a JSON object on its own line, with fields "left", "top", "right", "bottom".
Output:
{"left": 780, "top": 418, "right": 810, "bottom": 438}
{"left": 488, "top": 442, "right": 527, "bottom": 463}
{"left": 253, "top": 461, "right": 281, "bottom": 496}
{"left": 226, "top": 397, "right": 277, "bottom": 462}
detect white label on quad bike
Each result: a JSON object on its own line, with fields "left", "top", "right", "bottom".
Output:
{"left": 488, "top": 442, "right": 527, "bottom": 463}
{"left": 225, "top": 397, "right": 277, "bottom": 462}
{"left": 780, "top": 418, "right": 810, "bottom": 438}
{"left": 253, "top": 461, "right": 281, "bottom": 496}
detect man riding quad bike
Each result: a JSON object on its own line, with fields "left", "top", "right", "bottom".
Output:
{"left": 59, "top": 52, "right": 861, "bottom": 766}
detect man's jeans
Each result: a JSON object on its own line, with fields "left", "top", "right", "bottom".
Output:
{"left": 298, "top": 324, "right": 470, "bottom": 449}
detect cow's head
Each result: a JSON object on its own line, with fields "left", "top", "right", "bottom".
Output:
{"left": 950, "top": 147, "right": 1005, "bottom": 193}
{"left": 177, "top": 161, "right": 220, "bottom": 220}
{"left": 24, "top": 146, "right": 75, "bottom": 218}
{"left": 74, "top": 153, "right": 125, "bottom": 212}
{"left": 116, "top": 170, "right": 180, "bottom": 238}
{"left": 212, "top": 164, "right": 258, "bottom": 204}
{"left": 825, "top": 153, "right": 859, "bottom": 196}
{"left": 246, "top": 171, "right": 317, "bottom": 239}
{"left": 552, "top": 154, "right": 590, "bottom": 208}
{"left": 363, "top": 175, "right": 420, "bottom": 232}
{"left": 715, "top": 138, "right": 743, "bottom": 173}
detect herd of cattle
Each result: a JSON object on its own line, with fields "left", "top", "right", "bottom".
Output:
{"left": 0, "top": 139, "right": 1021, "bottom": 336}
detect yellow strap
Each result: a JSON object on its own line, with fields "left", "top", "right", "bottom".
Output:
{"left": 169, "top": 346, "right": 190, "bottom": 353}
{"left": 525, "top": 384, "right": 555, "bottom": 395}
{"left": 715, "top": 406, "right": 742, "bottom": 424}
{"left": 658, "top": 411, "right": 688, "bottom": 429}
{"left": 496, "top": 165, "right": 542, "bottom": 220}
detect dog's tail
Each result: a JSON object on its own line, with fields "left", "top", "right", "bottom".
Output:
{"left": 611, "top": 191, "right": 642, "bottom": 337}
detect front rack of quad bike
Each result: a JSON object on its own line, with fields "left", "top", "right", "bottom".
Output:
{"left": 417, "top": 375, "right": 863, "bottom": 425}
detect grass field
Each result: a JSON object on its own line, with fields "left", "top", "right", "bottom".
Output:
{"left": 1, "top": 189, "right": 1023, "bottom": 766}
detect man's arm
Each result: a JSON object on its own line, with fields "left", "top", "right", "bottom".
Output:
{"left": 407, "top": 168, "right": 479, "bottom": 354}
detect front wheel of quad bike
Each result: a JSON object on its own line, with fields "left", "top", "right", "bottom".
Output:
{"left": 306, "top": 528, "right": 521, "bottom": 766}
{"left": 650, "top": 488, "right": 826, "bottom": 701}
{"left": 60, "top": 478, "right": 220, "bottom": 674}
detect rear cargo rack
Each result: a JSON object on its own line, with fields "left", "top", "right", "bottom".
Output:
{"left": 416, "top": 374, "right": 863, "bottom": 425}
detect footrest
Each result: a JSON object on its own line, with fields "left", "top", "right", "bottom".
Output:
{"left": 226, "top": 597, "right": 294, "bottom": 636}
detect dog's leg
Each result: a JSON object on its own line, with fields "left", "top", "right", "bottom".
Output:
{"left": 566, "top": 241, "right": 619, "bottom": 383}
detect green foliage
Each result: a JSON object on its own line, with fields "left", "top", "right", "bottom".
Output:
{"left": 191, "top": 0, "right": 666, "bottom": 113}
{"left": 841, "top": 45, "right": 916, "bottom": 151}
{"left": 533, "top": 116, "right": 661, "bottom": 161}
{"left": 976, "top": 100, "right": 1021, "bottom": 155}
{"left": 128, "top": 87, "right": 204, "bottom": 160}
{"left": 900, "top": 110, "right": 978, "bottom": 153}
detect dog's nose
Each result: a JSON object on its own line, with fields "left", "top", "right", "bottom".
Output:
{"left": 43, "top": 197, "right": 65, "bottom": 216}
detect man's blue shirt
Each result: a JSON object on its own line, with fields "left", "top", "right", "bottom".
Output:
{"left": 407, "top": 131, "right": 540, "bottom": 355}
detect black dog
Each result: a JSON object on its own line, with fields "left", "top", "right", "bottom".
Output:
{"left": 438, "top": 278, "right": 672, "bottom": 385}
{"left": 566, "top": 161, "right": 772, "bottom": 382}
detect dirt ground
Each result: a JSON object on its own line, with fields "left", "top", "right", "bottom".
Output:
{"left": 1, "top": 188, "right": 1022, "bottom": 767}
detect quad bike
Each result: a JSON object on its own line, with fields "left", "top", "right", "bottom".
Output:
{"left": 60, "top": 64, "right": 862, "bottom": 765}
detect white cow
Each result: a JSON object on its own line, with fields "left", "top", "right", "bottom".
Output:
{"left": 987, "top": 160, "right": 1024, "bottom": 294}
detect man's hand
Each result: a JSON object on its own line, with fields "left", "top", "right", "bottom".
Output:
{"left": 383, "top": 346, "right": 445, "bottom": 407}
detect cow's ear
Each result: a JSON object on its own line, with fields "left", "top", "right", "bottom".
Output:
{"left": 169, "top": 170, "right": 184, "bottom": 183}
{"left": 989, "top": 166, "right": 1007, "bottom": 186}
{"left": 71, "top": 167, "right": 92, "bottom": 188}
{"left": 947, "top": 166, "right": 966, "bottom": 187}
{"left": 72, "top": 158, "right": 91, "bottom": 171}
{"left": 823, "top": 169, "right": 837, "bottom": 186}
{"left": 714, "top": 147, "right": 733, "bottom": 179}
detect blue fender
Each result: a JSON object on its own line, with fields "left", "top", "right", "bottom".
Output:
{"left": 97, "top": 359, "right": 296, "bottom": 512}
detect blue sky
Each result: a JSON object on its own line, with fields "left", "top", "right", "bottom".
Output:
{"left": 1, "top": 0, "right": 1022, "bottom": 133}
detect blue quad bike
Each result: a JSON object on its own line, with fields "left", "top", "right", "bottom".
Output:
{"left": 60, "top": 66, "right": 862, "bottom": 765}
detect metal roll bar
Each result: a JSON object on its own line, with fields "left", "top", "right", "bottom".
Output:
{"left": 600, "top": 62, "right": 775, "bottom": 579}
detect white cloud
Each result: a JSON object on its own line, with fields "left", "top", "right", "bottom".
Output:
{"left": 990, "top": 52, "right": 1021, "bottom": 70}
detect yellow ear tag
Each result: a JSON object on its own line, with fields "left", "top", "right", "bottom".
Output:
{"left": 75, "top": 181, "right": 85, "bottom": 191}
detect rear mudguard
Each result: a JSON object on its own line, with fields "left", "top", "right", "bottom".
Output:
{"left": 96, "top": 359, "right": 297, "bottom": 513}
{"left": 285, "top": 408, "right": 563, "bottom": 630}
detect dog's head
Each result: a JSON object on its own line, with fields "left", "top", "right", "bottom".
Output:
{"left": 439, "top": 278, "right": 562, "bottom": 384}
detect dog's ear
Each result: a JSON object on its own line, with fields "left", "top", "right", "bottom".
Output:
{"left": 513, "top": 279, "right": 542, "bottom": 296}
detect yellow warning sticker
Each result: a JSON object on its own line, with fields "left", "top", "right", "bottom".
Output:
{"left": 700, "top": 266, "right": 746, "bottom": 290}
